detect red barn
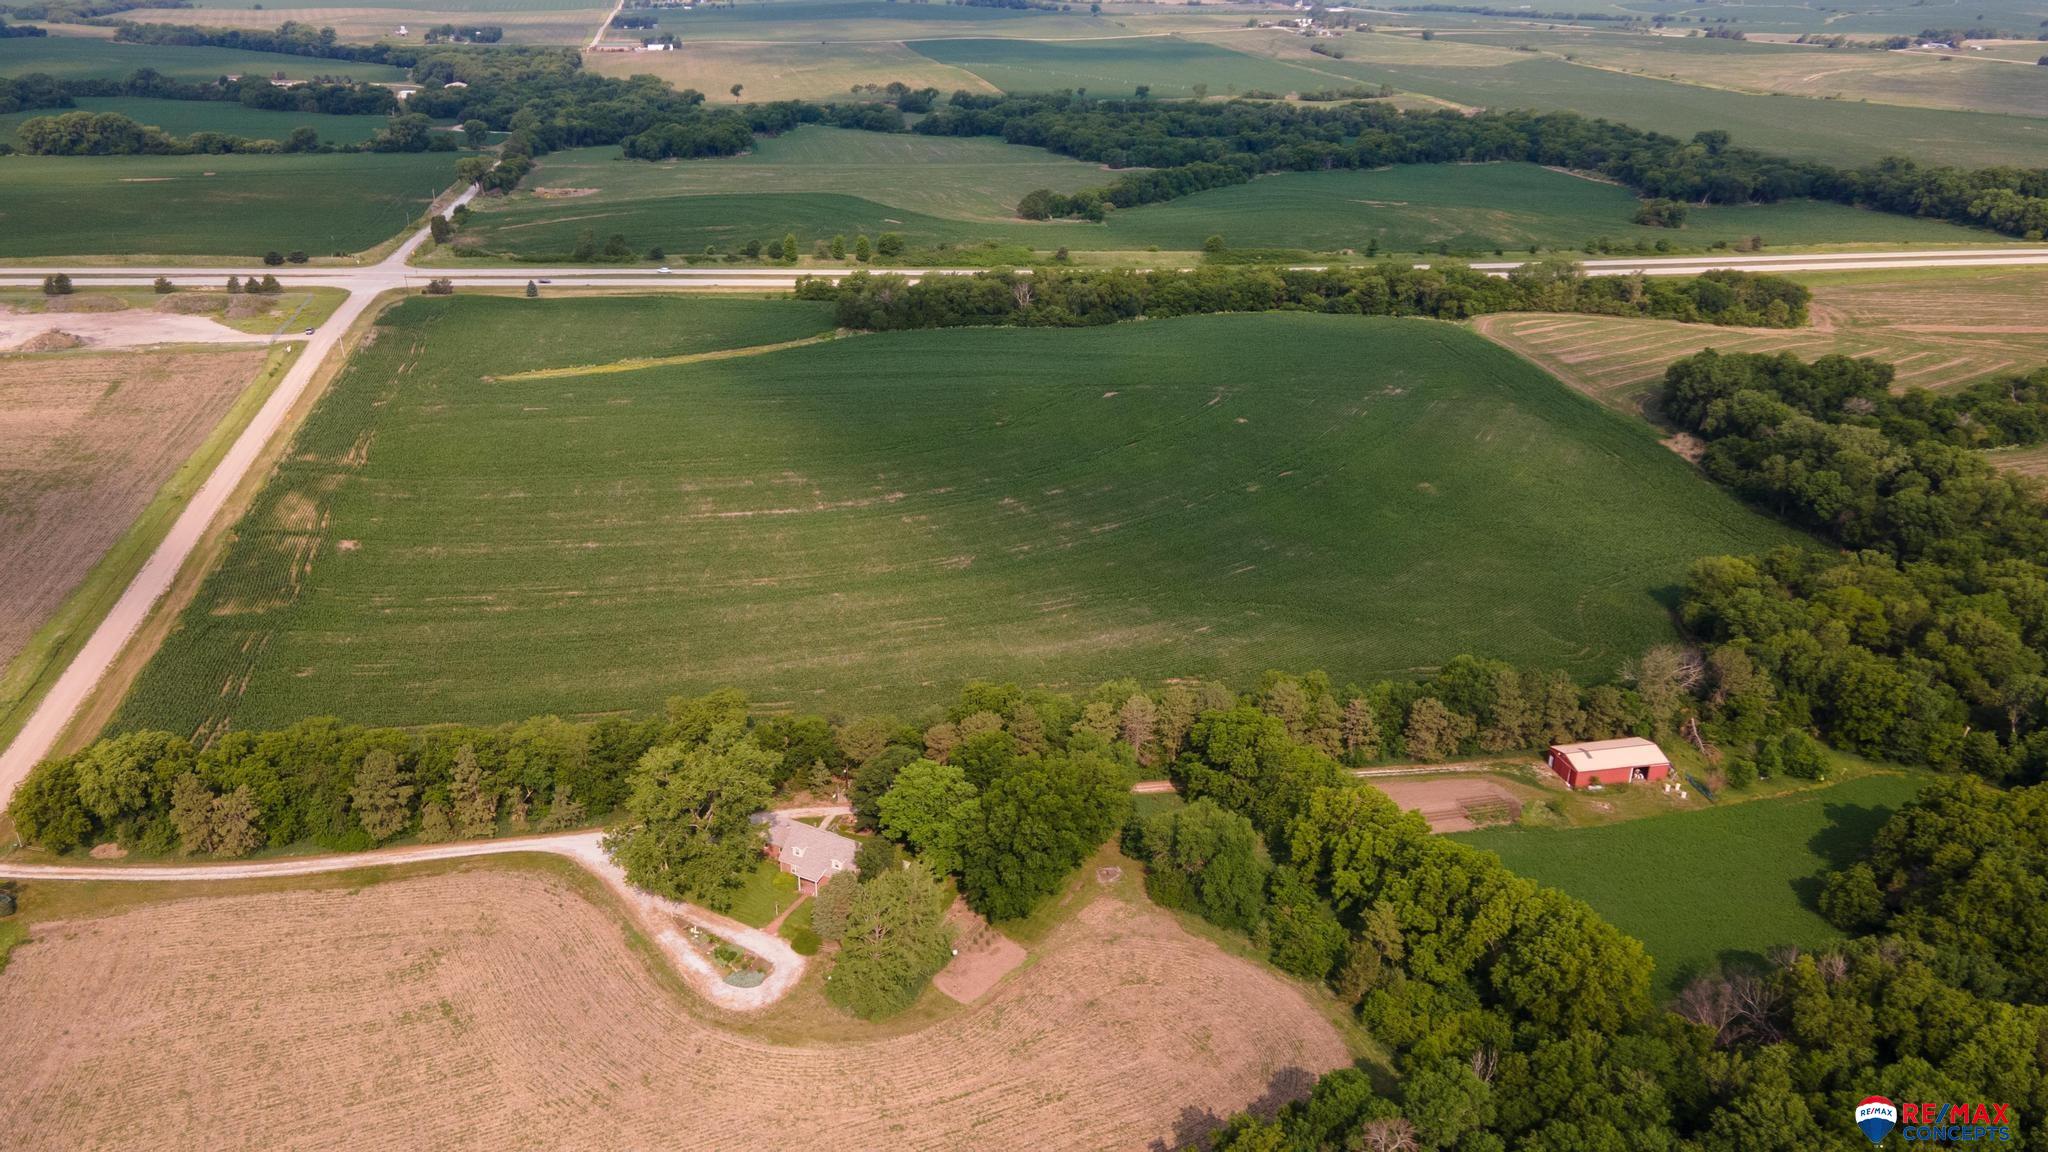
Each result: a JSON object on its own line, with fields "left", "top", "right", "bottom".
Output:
{"left": 1546, "top": 737, "right": 1672, "bottom": 790}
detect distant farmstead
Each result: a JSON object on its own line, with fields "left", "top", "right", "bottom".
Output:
{"left": 761, "top": 814, "right": 857, "bottom": 893}
{"left": 1546, "top": 737, "right": 1672, "bottom": 790}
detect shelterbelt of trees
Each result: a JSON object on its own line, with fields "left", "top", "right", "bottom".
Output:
{"left": 1670, "top": 353, "right": 2048, "bottom": 778}
{"left": 12, "top": 676, "right": 2048, "bottom": 1143}
{"left": 914, "top": 94, "right": 2048, "bottom": 241}
{"left": 9, "top": 107, "right": 454, "bottom": 154}
{"left": 794, "top": 264, "right": 1812, "bottom": 327}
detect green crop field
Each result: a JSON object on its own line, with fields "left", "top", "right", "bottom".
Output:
{"left": 1440, "top": 29, "right": 2048, "bottom": 121}
{"left": 911, "top": 36, "right": 1349, "bottom": 98}
{"left": 0, "top": 152, "right": 457, "bottom": 258}
{"left": 1093, "top": 164, "right": 1998, "bottom": 253}
{"left": 496, "top": 127, "right": 1106, "bottom": 221}
{"left": 1455, "top": 774, "right": 1926, "bottom": 991}
{"left": 456, "top": 152, "right": 1998, "bottom": 261}
{"left": 640, "top": 0, "right": 1102, "bottom": 39}
{"left": 1285, "top": 50, "right": 2048, "bottom": 169}
{"left": 0, "top": 35, "right": 410, "bottom": 82}
{"left": 112, "top": 299, "right": 1805, "bottom": 736}
{"left": 0, "top": 96, "right": 393, "bottom": 147}
{"left": 1586, "top": 0, "right": 2047, "bottom": 36}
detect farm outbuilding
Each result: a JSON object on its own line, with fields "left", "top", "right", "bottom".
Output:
{"left": 1545, "top": 737, "right": 1672, "bottom": 790}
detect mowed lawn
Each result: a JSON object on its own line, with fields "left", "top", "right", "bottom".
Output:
{"left": 0, "top": 153, "right": 457, "bottom": 258}
{"left": 114, "top": 298, "right": 1806, "bottom": 735}
{"left": 1455, "top": 774, "right": 1926, "bottom": 991}
{"left": 0, "top": 97, "right": 395, "bottom": 148}
{"left": 460, "top": 147, "right": 1996, "bottom": 261}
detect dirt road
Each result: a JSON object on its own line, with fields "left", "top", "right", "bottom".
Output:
{"left": 0, "top": 825, "right": 806, "bottom": 1010}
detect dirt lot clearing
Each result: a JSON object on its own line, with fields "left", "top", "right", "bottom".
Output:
{"left": 0, "top": 347, "right": 270, "bottom": 673}
{"left": 0, "top": 302, "right": 269, "bottom": 351}
{"left": 1369, "top": 775, "right": 1527, "bottom": 833}
{"left": 933, "top": 898, "right": 1027, "bottom": 1004}
{"left": 0, "top": 866, "right": 1349, "bottom": 1150}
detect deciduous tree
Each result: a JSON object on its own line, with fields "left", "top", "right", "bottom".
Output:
{"left": 605, "top": 736, "right": 775, "bottom": 909}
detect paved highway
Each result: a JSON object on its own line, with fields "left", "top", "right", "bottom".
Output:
{"left": 2, "top": 229, "right": 2047, "bottom": 807}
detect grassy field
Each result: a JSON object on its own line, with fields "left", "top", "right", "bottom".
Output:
{"left": 0, "top": 35, "right": 410, "bottom": 82}
{"left": 454, "top": 150, "right": 1999, "bottom": 261}
{"left": 1596, "top": 0, "right": 2047, "bottom": 36}
{"left": 112, "top": 298, "right": 1805, "bottom": 735}
{"left": 1243, "top": 42, "right": 2048, "bottom": 169}
{"left": 1094, "top": 164, "right": 1997, "bottom": 254}
{"left": 488, "top": 127, "right": 1106, "bottom": 222}
{"left": 1473, "top": 265, "right": 2048, "bottom": 417}
{"left": 631, "top": 0, "right": 1109, "bottom": 40}
{"left": 114, "top": 4, "right": 607, "bottom": 43}
{"left": 0, "top": 96, "right": 394, "bottom": 147}
{"left": 0, "top": 152, "right": 456, "bottom": 258}
{"left": 585, "top": 39, "right": 997, "bottom": 103}
{"left": 911, "top": 35, "right": 1353, "bottom": 98}
{"left": 1456, "top": 773, "right": 1926, "bottom": 991}
{"left": 1442, "top": 28, "right": 2048, "bottom": 120}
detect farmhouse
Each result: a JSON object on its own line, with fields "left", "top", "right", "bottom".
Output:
{"left": 1546, "top": 736, "right": 1672, "bottom": 790}
{"left": 762, "top": 814, "right": 857, "bottom": 893}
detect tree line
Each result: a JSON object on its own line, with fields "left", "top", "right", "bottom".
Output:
{"left": 1668, "top": 351, "right": 2048, "bottom": 779}
{"left": 6, "top": 658, "right": 1753, "bottom": 866}
{"left": 900, "top": 93, "right": 2047, "bottom": 240}
{"left": 11, "top": 108, "right": 455, "bottom": 155}
{"left": 793, "top": 263, "right": 1811, "bottom": 330}
{"left": 1, "top": 68, "right": 396, "bottom": 118}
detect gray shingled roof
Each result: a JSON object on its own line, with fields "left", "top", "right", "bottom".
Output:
{"left": 764, "top": 815, "right": 858, "bottom": 885}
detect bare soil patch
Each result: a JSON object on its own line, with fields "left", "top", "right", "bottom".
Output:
{"left": 0, "top": 348, "right": 270, "bottom": 672}
{"left": 12, "top": 331, "right": 85, "bottom": 352}
{"left": 1370, "top": 775, "right": 1525, "bottom": 833}
{"left": 532, "top": 186, "right": 600, "bottom": 198}
{"left": 0, "top": 303, "right": 266, "bottom": 350}
{"left": 932, "top": 898, "right": 1026, "bottom": 1004}
{"left": 0, "top": 867, "right": 1348, "bottom": 1150}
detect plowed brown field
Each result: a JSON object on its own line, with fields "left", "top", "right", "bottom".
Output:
{"left": 0, "top": 867, "right": 1350, "bottom": 1150}
{"left": 0, "top": 348, "right": 269, "bottom": 673}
